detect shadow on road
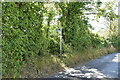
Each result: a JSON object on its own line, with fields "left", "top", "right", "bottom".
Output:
{"left": 47, "top": 53, "right": 120, "bottom": 79}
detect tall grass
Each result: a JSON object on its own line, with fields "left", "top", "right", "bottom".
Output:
{"left": 16, "top": 46, "right": 117, "bottom": 78}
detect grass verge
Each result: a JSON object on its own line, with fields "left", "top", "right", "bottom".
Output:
{"left": 20, "top": 45, "right": 117, "bottom": 78}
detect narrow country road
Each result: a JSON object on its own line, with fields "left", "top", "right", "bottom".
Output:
{"left": 46, "top": 52, "right": 120, "bottom": 79}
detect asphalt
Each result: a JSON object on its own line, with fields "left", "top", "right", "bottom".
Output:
{"left": 46, "top": 52, "right": 120, "bottom": 79}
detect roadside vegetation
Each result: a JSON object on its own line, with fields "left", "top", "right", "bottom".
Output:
{"left": 2, "top": 1, "right": 119, "bottom": 78}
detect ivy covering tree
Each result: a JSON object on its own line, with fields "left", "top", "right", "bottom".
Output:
{"left": 2, "top": 2, "right": 119, "bottom": 78}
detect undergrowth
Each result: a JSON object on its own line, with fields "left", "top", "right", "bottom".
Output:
{"left": 4, "top": 46, "right": 115, "bottom": 78}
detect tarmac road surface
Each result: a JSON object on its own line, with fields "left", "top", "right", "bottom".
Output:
{"left": 46, "top": 52, "right": 120, "bottom": 79}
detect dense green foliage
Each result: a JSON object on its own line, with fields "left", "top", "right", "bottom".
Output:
{"left": 2, "top": 2, "right": 46, "bottom": 77}
{"left": 2, "top": 2, "right": 119, "bottom": 78}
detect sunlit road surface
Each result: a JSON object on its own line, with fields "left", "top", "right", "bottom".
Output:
{"left": 47, "top": 53, "right": 120, "bottom": 78}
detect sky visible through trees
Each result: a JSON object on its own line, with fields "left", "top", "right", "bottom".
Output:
{"left": 1, "top": 0, "right": 120, "bottom": 78}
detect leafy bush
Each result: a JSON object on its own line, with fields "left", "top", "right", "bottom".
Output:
{"left": 109, "top": 35, "right": 120, "bottom": 50}
{"left": 2, "top": 2, "right": 46, "bottom": 77}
